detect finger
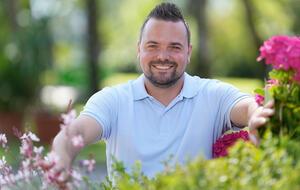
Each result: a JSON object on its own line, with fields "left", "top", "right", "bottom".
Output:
{"left": 264, "top": 99, "right": 274, "bottom": 108}
{"left": 249, "top": 132, "right": 259, "bottom": 146}
{"left": 259, "top": 108, "right": 275, "bottom": 117}
{"left": 249, "top": 117, "right": 268, "bottom": 131}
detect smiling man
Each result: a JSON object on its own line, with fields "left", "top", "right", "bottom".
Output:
{"left": 52, "top": 2, "right": 274, "bottom": 179}
{"left": 138, "top": 17, "right": 192, "bottom": 107}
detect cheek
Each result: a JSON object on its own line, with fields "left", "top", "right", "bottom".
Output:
{"left": 175, "top": 54, "right": 186, "bottom": 64}
{"left": 140, "top": 52, "right": 154, "bottom": 64}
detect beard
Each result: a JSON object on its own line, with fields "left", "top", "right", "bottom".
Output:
{"left": 144, "top": 60, "right": 184, "bottom": 88}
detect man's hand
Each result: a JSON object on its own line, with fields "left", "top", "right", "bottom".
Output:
{"left": 50, "top": 115, "right": 103, "bottom": 176}
{"left": 248, "top": 99, "right": 275, "bottom": 146}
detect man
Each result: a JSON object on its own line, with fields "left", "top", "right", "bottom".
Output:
{"left": 52, "top": 3, "right": 274, "bottom": 178}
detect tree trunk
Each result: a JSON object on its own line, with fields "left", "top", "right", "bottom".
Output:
{"left": 87, "top": 0, "right": 100, "bottom": 94}
{"left": 188, "top": 0, "right": 211, "bottom": 78}
{"left": 242, "top": 0, "right": 267, "bottom": 80}
{"left": 7, "top": 0, "right": 19, "bottom": 33}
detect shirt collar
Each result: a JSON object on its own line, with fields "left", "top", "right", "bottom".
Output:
{"left": 132, "top": 72, "right": 199, "bottom": 101}
{"left": 180, "top": 72, "right": 199, "bottom": 98}
{"left": 132, "top": 74, "right": 150, "bottom": 101}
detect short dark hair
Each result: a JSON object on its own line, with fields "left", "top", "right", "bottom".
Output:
{"left": 139, "top": 2, "right": 191, "bottom": 46}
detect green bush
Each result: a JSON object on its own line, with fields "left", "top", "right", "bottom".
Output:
{"left": 97, "top": 131, "right": 299, "bottom": 190}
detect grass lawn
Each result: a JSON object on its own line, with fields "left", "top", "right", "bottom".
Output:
{"left": 103, "top": 73, "right": 264, "bottom": 94}
{"left": 215, "top": 77, "right": 263, "bottom": 95}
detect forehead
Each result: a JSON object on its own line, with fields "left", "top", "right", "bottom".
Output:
{"left": 141, "top": 18, "right": 188, "bottom": 45}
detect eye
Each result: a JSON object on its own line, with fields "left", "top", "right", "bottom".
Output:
{"left": 173, "top": 46, "right": 181, "bottom": 49}
{"left": 148, "top": 44, "right": 157, "bottom": 49}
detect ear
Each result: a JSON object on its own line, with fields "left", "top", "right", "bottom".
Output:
{"left": 137, "top": 41, "right": 141, "bottom": 60}
{"left": 187, "top": 44, "right": 193, "bottom": 64}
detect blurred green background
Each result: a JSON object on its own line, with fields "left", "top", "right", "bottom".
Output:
{"left": 0, "top": 0, "right": 300, "bottom": 163}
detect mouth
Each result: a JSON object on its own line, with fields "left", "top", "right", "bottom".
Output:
{"left": 152, "top": 65, "right": 174, "bottom": 71}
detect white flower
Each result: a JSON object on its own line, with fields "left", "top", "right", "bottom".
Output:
{"left": 4, "top": 173, "right": 15, "bottom": 184}
{"left": 22, "top": 159, "right": 31, "bottom": 169}
{"left": 0, "top": 134, "right": 7, "bottom": 144}
{"left": 0, "top": 175, "right": 7, "bottom": 187}
{"left": 70, "top": 170, "right": 82, "bottom": 187}
{"left": 83, "top": 159, "right": 96, "bottom": 172}
{"left": 71, "top": 170, "right": 82, "bottom": 181}
{"left": 44, "top": 152, "right": 60, "bottom": 166}
{"left": 34, "top": 146, "right": 44, "bottom": 154}
{"left": 17, "top": 169, "right": 31, "bottom": 183}
{"left": 21, "top": 132, "right": 40, "bottom": 142}
{"left": 0, "top": 156, "right": 6, "bottom": 169}
{"left": 41, "top": 181, "right": 49, "bottom": 190}
{"left": 61, "top": 109, "right": 77, "bottom": 126}
{"left": 20, "top": 140, "right": 31, "bottom": 156}
{"left": 72, "top": 135, "right": 84, "bottom": 148}
{"left": 28, "top": 132, "right": 40, "bottom": 142}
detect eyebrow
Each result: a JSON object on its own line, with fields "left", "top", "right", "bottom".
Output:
{"left": 170, "top": 42, "right": 183, "bottom": 47}
{"left": 145, "top": 41, "right": 159, "bottom": 45}
{"left": 145, "top": 41, "right": 183, "bottom": 47}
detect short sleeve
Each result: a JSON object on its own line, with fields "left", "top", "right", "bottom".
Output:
{"left": 215, "top": 81, "right": 251, "bottom": 133}
{"left": 80, "top": 87, "right": 118, "bottom": 140}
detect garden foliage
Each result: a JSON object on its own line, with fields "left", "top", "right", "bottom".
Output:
{"left": 1, "top": 35, "right": 300, "bottom": 189}
{"left": 99, "top": 133, "right": 300, "bottom": 190}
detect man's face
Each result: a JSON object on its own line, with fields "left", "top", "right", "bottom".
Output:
{"left": 138, "top": 18, "right": 192, "bottom": 88}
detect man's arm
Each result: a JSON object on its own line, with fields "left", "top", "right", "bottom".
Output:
{"left": 230, "top": 97, "right": 274, "bottom": 146}
{"left": 51, "top": 115, "right": 102, "bottom": 170}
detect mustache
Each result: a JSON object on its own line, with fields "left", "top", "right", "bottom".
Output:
{"left": 149, "top": 60, "right": 177, "bottom": 65}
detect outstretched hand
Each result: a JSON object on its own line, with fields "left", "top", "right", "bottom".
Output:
{"left": 248, "top": 99, "right": 275, "bottom": 146}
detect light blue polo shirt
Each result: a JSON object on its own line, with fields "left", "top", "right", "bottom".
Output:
{"left": 80, "top": 72, "right": 250, "bottom": 178}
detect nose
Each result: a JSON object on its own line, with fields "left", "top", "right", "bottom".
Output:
{"left": 156, "top": 48, "right": 170, "bottom": 61}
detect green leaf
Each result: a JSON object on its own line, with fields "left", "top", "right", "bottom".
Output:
{"left": 264, "top": 86, "right": 271, "bottom": 104}
{"left": 254, "top": 88, "right": 265, "bottom": 96}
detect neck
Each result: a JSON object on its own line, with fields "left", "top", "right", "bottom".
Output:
{"left": 144, "top": 75, "right": 184, "bottom": 107}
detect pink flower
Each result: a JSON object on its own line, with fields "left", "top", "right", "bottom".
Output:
{"left": 266, "top": 79, "right": 280, "bottom": 88}
{"left": 60, "top": 110, "right": 77, "bottom": 138}
{"left": 78, "top": 153, "right": 96, "bottom": 173}
{"left": 0, "top": 156, "right": 7, "bottom": 169}
{"left": 213, "top": 130, "right": 249, "bottom": 158}
{"left": 20, "top": 139, "right": 34, "bottom": 158}
{"left": 257, "top": 35, "right": 300, "bottom": 83}
{"left": 0, "top": 134, "right": 7, "bottom": 145}
{"left": 44, "top": 152, "right": 60, "bottom": 167}
{"left": 72, "top": 135, "right": 84, "bottom": 148}
{"left": 0, "top": 134, "right": 9, "bottom": 152}
{"left": 21, "top": 132, "right": 40, "bottom": 142}
{"left": 69, "top": 170, "right": 82, "bottom": 187}
{"left": 255, "top": 94, "right": 264, "bottom": 106}
{"left": 60, "top": 110, "right": 77, "bottom": 130}
{"left": 83, "top": 159, "right": 96, "bottom": 173}
{"left": 34, "top": 146, "right": 44, "bottom": 155}
{"left": 0, "top": 175, "right": 5, "bottom": 189}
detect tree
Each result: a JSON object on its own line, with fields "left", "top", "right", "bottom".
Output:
{"left": 86, "top": 0, "right": 100, "bottom": 95}
{"left": 241, "top": 0, "right": 266, "bottom": 80}
{"left": 187, "top": 0, "right": 211, "bottom": 78}
{"left": 6, "top": 0, "right": 19, "bottom": 33}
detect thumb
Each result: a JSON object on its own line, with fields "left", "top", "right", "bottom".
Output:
{"left": 249, "top": 130, "right": 259, "bottom": 146}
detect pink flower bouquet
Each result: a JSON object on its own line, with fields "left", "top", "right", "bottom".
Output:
{"left": 213, "top": 130, "right": 249, "bottom": 158}
{"left": 254, "top": 35, "right": 300, "bottom": 140}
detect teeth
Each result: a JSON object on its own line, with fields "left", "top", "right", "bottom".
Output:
{"left": 154, "top": 65, "right": 171, "bottom": 69}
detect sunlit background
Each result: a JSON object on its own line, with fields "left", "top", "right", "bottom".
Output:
{"left": 0, "top": 0, "right": 299, "bottom": 142}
